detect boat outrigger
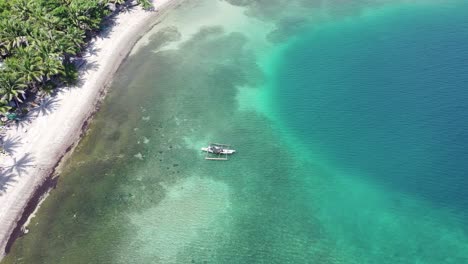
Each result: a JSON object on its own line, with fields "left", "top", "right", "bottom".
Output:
{"left": 201, "top": 143, "right": 235, "bottom": 160}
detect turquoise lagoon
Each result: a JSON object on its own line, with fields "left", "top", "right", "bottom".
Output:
{"left": 3, "top": 0, "right": 468, "bottom": 263}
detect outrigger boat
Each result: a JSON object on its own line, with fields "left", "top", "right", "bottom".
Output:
{"left": 201, "top": 145, "right": 235, "bottom": 155}
{"left": 201, "top": 143, "right": 235, "bottom": 160}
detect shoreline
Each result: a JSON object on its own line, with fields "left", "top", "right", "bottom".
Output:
{"left": 0, "top": 0, "right": 178, "bottom": 258}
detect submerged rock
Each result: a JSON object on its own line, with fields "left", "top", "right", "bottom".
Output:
{"left": 134, "top": 152, "right": 144, "bottom": 160}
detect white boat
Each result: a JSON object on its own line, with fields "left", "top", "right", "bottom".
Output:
{"left": 201, "top": 145, "right": 235, "bottom": 155}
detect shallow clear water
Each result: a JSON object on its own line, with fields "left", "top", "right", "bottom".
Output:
{"left": 3, "top": 0, "right": 468, "bottom": 263}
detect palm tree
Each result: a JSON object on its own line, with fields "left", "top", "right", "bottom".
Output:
{"left": 137, "top": 0, "right": 153, "bottom": 10}
{"left": 0, "top": 104, "right": 12, "bottom": 115}
{"left": 0, "top": 20, "right": 29, "bottom": 55}
{"left": 0, "top": 73, "right": 27, "bottom": 107}
{"left": 56, "top": 26, "right": 85, "bottom": 57}
{"left": 33, "top": 40, "right": 65, "bottom": 84}
{"left": 11, "top": 48, "right": 43, "bottom": 83}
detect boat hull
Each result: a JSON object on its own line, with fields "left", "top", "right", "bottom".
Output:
{"left": 201, "top": 147, "right": 235, "bottom": 154}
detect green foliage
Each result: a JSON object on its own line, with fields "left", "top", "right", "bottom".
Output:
{"left": 0, "top": 0, "right": 153, "bottom": 116}
{"left": 63, "top": 63, "right": 79, "bottom": 85}
{"left": 0, "top": 72, "right": 27, "bottom": 105}
{"left": 0, "top": 104, "right": 12, "bottom": 114}
{"left": 137, "top": 0, "right": 153, "bottom": 10}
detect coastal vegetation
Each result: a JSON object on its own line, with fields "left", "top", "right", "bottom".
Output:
{"left": 0, "top": 0, "right": 151, "bottom": 122}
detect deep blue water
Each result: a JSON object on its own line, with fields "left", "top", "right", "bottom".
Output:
{"left": 275, "top": 4, "right": 468, "bottom": 216}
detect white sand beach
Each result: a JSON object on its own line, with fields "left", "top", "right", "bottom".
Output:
{"left": 0, "top": 0, "right": 176, "bottom": 258}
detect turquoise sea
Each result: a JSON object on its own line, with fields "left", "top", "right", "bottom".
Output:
{"left": 3, "top": 0, "right": 468, "bottom": 263}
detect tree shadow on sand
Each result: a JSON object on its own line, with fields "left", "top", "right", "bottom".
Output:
{"left": 70, "top": 61, "right": 100, "bottom": 88}
{"left": 1, "top": 136, "right": 22, "bottom": 155}
{"left": 32, "top": 97, "right": 60, "bottom": 117}
{"left": 12, "top": 114, "right": 34, "bottom": 131}
{"left": 0, "top": 170, "right": 17, "bottom": 195}
{"left": 98, "top": 18, "right": 117, "bottom": 39}
{"left": 80, "top": 60, "right": 100, "bottom": 73}
{"left": 83, "top": 43, "right": 102, "bottom": 58}
{"left": 4, "top": 153, "right": 35, "bottom": 177}
{"left": 59, "top": 59, "right": 101, "bottom": 92}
